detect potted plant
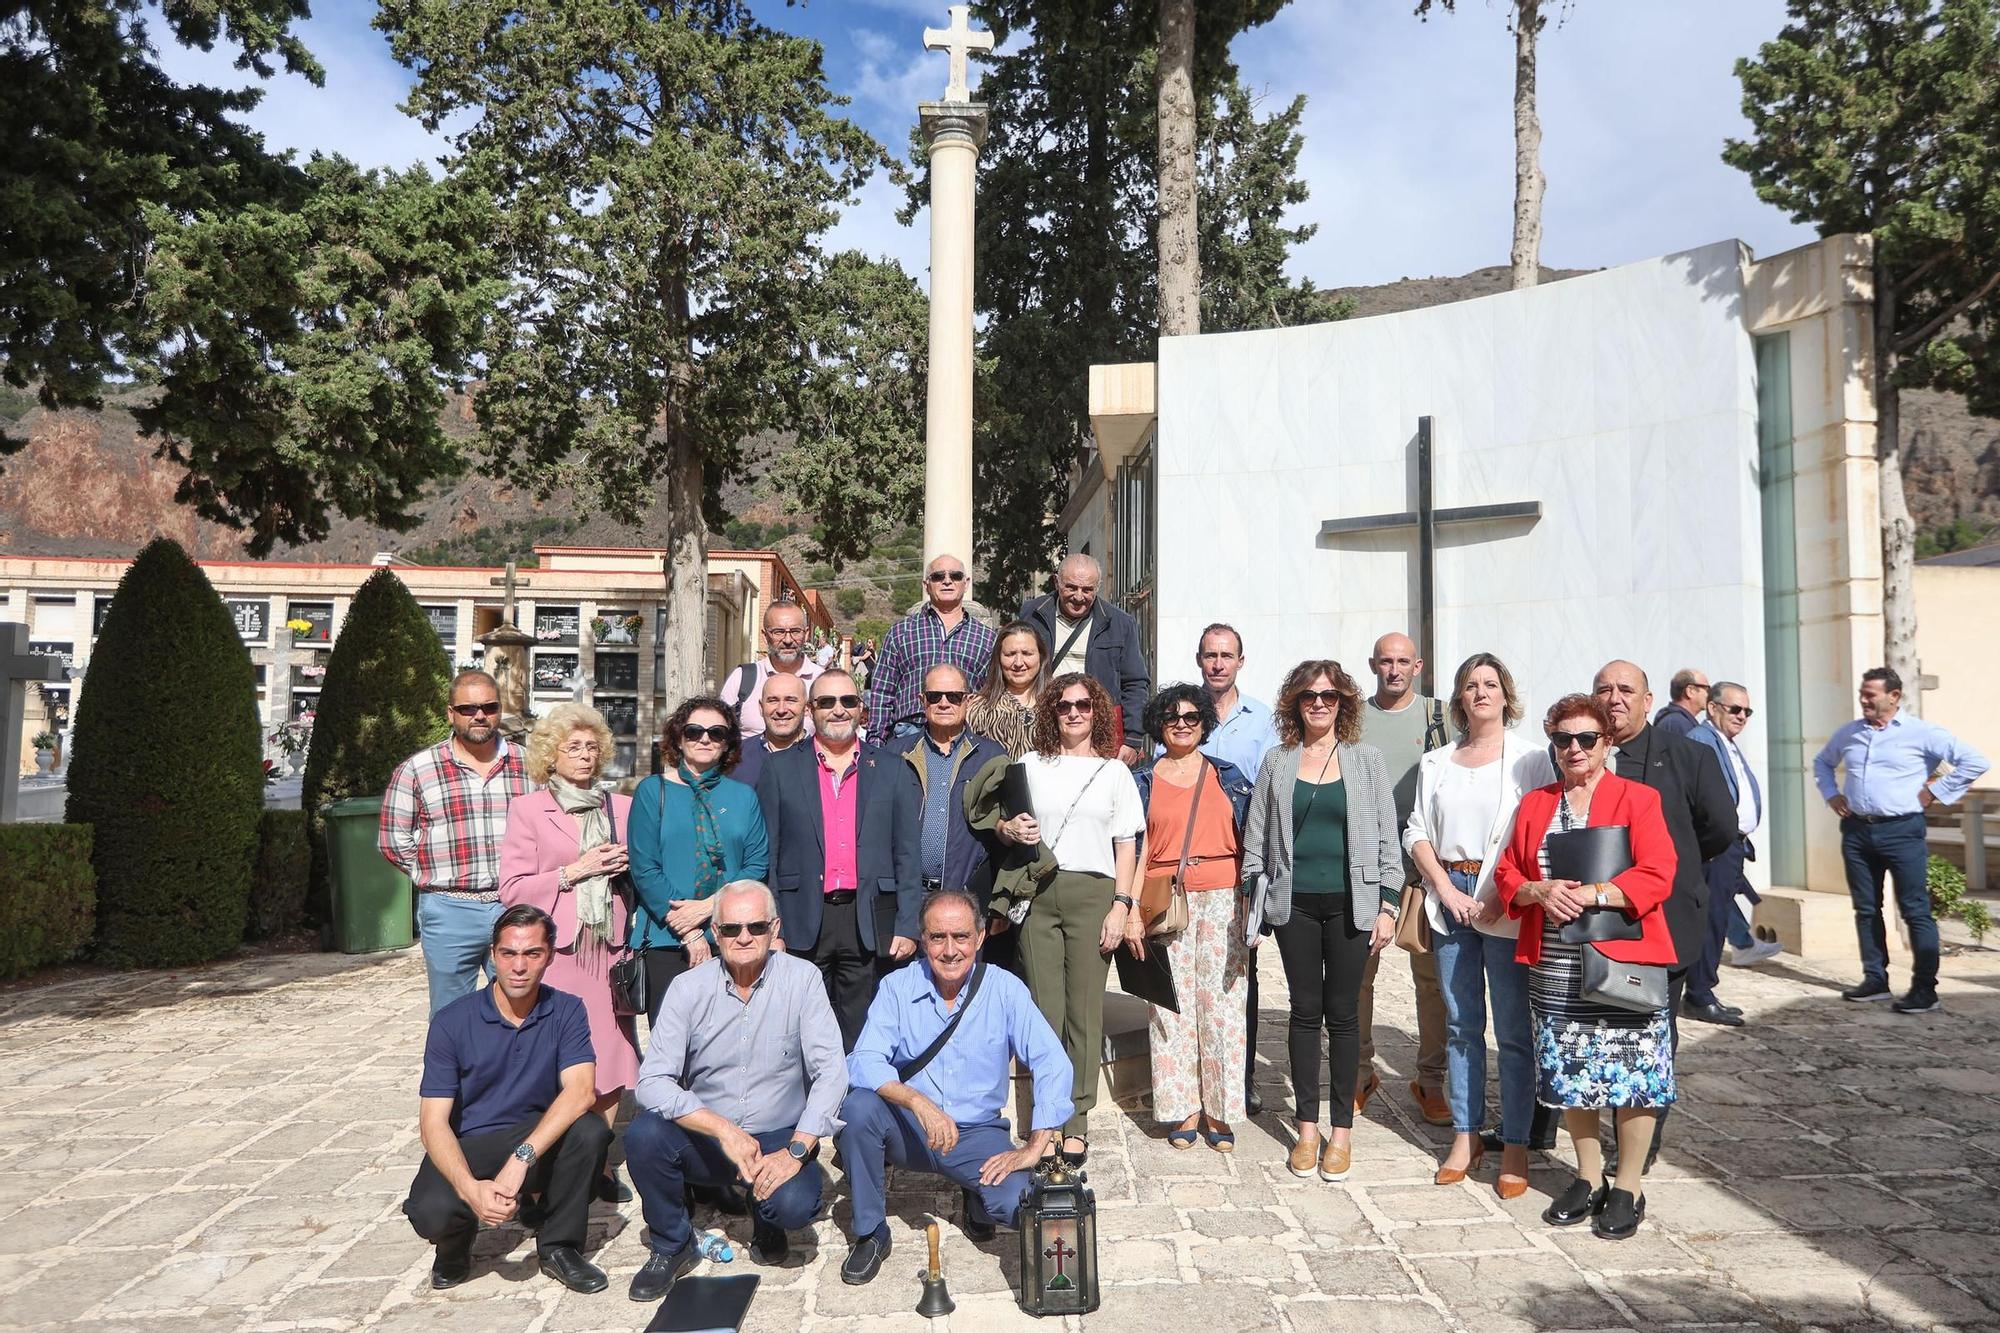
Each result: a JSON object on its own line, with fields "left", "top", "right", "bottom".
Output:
{"left": 271, "top": 719, "right": 312, "bottom": 776}
{"left": 30, "top": 730, "right": 58, "bottom": 775}
{"left": 590, "top": 615, "right": 613, "bottom": 643}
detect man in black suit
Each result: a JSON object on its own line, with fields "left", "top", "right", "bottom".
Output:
{"left": 1018, "top": 553, "right": 1151, "bottom": 764}
{"left": 756, "top": 669, "right": 924, "bottom": 1049}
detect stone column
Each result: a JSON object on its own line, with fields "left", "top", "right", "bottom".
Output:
{"left": 919, "top": 101, "right": 989, "bottom": 570}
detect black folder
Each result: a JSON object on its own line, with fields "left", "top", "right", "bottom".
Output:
{"left": 1545, "top": 825, "right": 1633, "bottom": 884}
{"left": 645, "top": 1273, "right": 760, "bottom": 1332}
{"left": 1000, "top": 760, "right": 1034, "bottom": 819}
{"left": 1113, "top": 941, "right": 1178, "bottom": 1013}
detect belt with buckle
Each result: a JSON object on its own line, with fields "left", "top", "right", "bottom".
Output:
{"left": 1441, "top": 859, "right": 1483, "bottom": 875}
{"left": 922, "top": 877, "right": 944, "bottom": 894}
{"left": 1850, "top": 811, "right": 1919, "bottom": 824}
{"left": 823, "top": 889, "right": 858, "bottom": 905}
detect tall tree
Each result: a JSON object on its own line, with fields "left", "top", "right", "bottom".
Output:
{"left": 375, "top": 0, "right": 921, "bottom": 699}
{"left": 1414, "top": 1, "right": 1567, "bottom": 289}
{"left": 1726, "top": 0, "right": 2000, "bottom": 709}
{"left": 1158, "top": 0, "right": 1200, "bottom": 336}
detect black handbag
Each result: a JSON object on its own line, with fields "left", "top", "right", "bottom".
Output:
{"left": 603, "top": 793, "right": 648, "bottom": 1018}
{"left": 1579, "top": 947, "right": 1669, "bottom": 1013}
{"left": 1558, "top": 907, "right": 1643, "bottom": 945}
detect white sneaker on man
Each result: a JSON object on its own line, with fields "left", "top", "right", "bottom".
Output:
{"left": 1728, "top": 939, "right": 1783, "bottom": 967}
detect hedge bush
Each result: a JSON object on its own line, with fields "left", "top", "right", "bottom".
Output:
{"left": 302, "top": 569, "right": 451, "bottom": 922}
{"left": 0, "top": 825, "right": 97, "bottom": 979}
{"left": 250, "top": 809, "right": 311, "bottom": 940}
{"left": 66, "top": 539, "right": 263, "bottom": 967}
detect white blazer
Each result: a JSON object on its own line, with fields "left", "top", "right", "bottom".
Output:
{"left": 1403, "top": 731, "right": 1556, "bottom": 939}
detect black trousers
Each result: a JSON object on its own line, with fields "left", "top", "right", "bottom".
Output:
{"left": 798, "top": 897, "right": 882, "bottom": 1050}
{"left": 1273, "top": 894, "right": 1372, "bottom": 1127}
{"left": 1688, "top": 841, "right": 1749, "bottom": 1006}
{"left": 642, "top": 945, "right": 695, "bottom": 1026}
{"left": 404, "top": 1114, "right": 612, "bottom": 1256}
{"left": 1245, "top": 950, "right": 1260, "bottom": 1101}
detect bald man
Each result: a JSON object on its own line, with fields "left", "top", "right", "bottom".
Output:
{"left": 1019, "top": 554, "right": 1151, "bottom": 764}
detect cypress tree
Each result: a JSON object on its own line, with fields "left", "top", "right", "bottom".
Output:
{"left": 66, "top": 539, "right": 262, "bottom": 967}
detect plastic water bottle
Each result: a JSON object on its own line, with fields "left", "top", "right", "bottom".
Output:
{"left": 694, "top": 1230, "right": 735, "bottom": 1263}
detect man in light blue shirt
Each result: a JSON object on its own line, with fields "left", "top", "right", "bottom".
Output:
{"left": 1813, "top": 666, "right": 1990, "bottom": 1012}
{"left": 835, "top": 891, "right": 1072, "bottom": 1286}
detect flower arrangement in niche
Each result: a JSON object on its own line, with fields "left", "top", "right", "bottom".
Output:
{"left": 286, "top": 618, "right": 314, "bottom": 641}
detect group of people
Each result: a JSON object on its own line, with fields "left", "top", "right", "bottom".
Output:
{"left": 377, "top": 550, "right": 1988, "bottom": 1298}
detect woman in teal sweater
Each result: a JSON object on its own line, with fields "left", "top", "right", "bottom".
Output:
{"left": 628, "top": 695, "right": 770, "bottom": 1021}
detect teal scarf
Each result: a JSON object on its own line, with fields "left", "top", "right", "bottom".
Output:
{"left": 679, "top": 763, "right": 727, "bottom": 913}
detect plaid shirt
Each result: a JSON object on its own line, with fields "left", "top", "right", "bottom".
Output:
{"left": 866, "top": 604, "right": 997, "bottom": 736}
{"left": 377, "top": 739, "right": 532, "bottom": 896}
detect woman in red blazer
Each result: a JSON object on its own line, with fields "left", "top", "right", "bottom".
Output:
{"left": 1496, "top": 693, "right": 1678, "bottom": 1243}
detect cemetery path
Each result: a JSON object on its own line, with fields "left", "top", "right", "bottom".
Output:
{"left": 2, "top": 939, "right": 1999, "bottom": 1332}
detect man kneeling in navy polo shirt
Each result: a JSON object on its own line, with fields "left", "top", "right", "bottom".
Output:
{"left": 403, "top": 904, "right": 613, "bottom": 1293}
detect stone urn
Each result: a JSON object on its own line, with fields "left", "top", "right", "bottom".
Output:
{"left": 33, "top": 747, "right": 56, "bottom": 776}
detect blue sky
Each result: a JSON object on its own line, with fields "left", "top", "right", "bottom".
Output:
{"left": 156, "top": 0, "right": 1818, "bottom": 289}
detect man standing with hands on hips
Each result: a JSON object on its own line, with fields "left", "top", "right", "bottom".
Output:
{"left": 1815, "top": 667, "right": 1988, "bottom": 1014}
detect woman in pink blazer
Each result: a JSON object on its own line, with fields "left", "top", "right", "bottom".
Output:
{"left": 500, "top": 702, "right": 638, "bottom": 1201}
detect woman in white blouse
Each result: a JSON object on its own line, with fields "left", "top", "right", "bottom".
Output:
{"left": 1404, "top": 653, "right": 1553, "bottom": 1200}
{"left": 995, "top": 672, "right": 1145, "bottom": 1164}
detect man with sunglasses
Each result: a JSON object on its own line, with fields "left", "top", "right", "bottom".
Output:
{"left": 865, "top": 554, "right": 996, "bottom": 740}
{"left": 625, "top": 881, "right": 846, "bottom": 1300}
{"left": 381, "top": 670, "right": 535, "bottom": 1013}
{"left": 758, "top": 670, "right": 925, "bottom": 1047}
{"left": 886, "top": 664, "right": 1008, "bottom": 905}
{"left": 1688, "top": 682, "right": 1778, "bottom": 1010}
{"left": 724, "top": 600, "right": 823, "bottom": 739}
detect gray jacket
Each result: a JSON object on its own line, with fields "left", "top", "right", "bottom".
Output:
{"left": 1240, "top": 741, "right": 1402, "bottom": 927}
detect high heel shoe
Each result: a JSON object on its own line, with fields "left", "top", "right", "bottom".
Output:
{"left": 1433, "top": 1142, "right": 1485, "bottom": 1185}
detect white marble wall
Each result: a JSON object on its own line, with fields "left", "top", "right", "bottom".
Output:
{"left": 1155, "top": 240, "right": 1768, "bottom": 778}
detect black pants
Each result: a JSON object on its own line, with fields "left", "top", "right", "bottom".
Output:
{"left": 1688, "top": 840, "right": 1749, "bottom": 1006}
{"left": 1245, "top": 950, "right": 1260, "bottom": 1101}
{"left": 404, "top": 1114, "right": 612, "bottom": 1257}
{"left": 798, "top": 897, "right": 881, "bottom": 1050}
{"left": 643, "top": 945, "right": 695, "bottom": 1026}
{"left": 1273, "top": 894, "right": 1372, "bottom": 1127}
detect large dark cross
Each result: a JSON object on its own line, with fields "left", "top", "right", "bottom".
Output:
{"left": 1317, "top": 417, "right": 1541, "bottom": 694}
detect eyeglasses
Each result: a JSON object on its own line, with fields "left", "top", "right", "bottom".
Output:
{"left": 765, "top": 626, "right": 807, "bottom": 639}
{"left": 924, "top": 690, "right": 967, "bottom": 704}
{"left": 1053, "top": 698, "right": 1094, "bottom": 716}
{"left": 926, "top": 571, "right": 968, "bottom": 584}
{"left": 1721, "top": 704, "right": 1754, "bottom": 718}
{"left": 451, "top": 702, "right": 501, "bottom": 717}
{"left": 680, "top": 724, "right": 732, "bottom": 743}
{"left": 557, "top": 741, "right": 602, "bottom": 757}
{"left": 714, "top": 920, "right": 774, "bottom": 939}
{"left": 1550, "top": 730, "right": 1604, "bottom": 751}
{"left": 1297, "top": 689, "right": 1343, "bottom": 708}
{"left": 1164, "top": 711, "right": 1203, "bottom": 727}
{"left": 812, "top": 694, "right": 863, "bottom": 710}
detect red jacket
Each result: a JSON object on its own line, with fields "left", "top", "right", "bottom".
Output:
{"left": 1494, "top": 772, "right": 1679, "bottom": 968}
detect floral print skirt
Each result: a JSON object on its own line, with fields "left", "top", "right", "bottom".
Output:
{"left": 1528, "top": 930, "right": 1676, "bottom": 1110}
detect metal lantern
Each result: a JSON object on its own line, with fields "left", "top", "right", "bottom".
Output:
{"left": 1016, "top": 1158, "right": 1099, "bottom": 1316}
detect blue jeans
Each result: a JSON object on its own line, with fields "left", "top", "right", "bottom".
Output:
{"left": 416, "top": 893, "right": 499, "bottom": 1015}
{"left": 1430, "top": 869, "right": 1534, "bottom": 1143}
{"left": 1841, "top": 813, "right": 1937, "bottom": 991}
{"left": 837, "top": 1089, "right": 1036, "bottom": 1240}
{"left": 624, "top": 1111, "right": 824, "bottom": 1257}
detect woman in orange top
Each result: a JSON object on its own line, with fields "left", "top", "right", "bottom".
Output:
{"left": 1125, "top": 684, "right": 1257, "bottom": 1152}
{"left": 1496, "top": 693, "right": 1678, "bottom": 1242}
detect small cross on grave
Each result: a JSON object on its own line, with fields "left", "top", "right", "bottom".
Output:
{"left": 488, "top": 560, "right": 532, "bottom": 628}
{"left": 923, "top": 5, "right": 994, "bottom": 103}
{"left": 1318, "top": 417, "right": 1541, "bottom": 695}
{"left": 1, "top": 622, "right": 67, "bottom": 823}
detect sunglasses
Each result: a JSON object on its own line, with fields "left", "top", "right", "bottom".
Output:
{"left": 1053, "top": 698, "right": 1094, "bottom": 716}
{"left": 924, "top": 690, "right": 967, "bottom": 704}
{"left": 926, "top": 570, "right": 968, "bottom": 583}
{"left": 1297, "top": 689, "right": 1343, "bottom": 708}
{"left": 681, "top": 724, "right": 732, "bottom": 743}
{"left": 812, "top": 694, "right": 863, "bottom": 710}
{"left": 714, "top": 920, "right": 774, "bottom": 939}
{"left": 1720, "top": 704, "right": 1754, "bottom": 718}
{"left": 452, "top": 702, "right": 501, "bottom": 717}
{"left": 1550, "top": 730, "right": 1604, "bottom": 751}
{"left": 1164, "top": 710, "right": 1203, "bottom": 727}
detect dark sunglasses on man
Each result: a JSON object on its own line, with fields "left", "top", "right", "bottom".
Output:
{"left": 715, "top": 920, "right": 774, "bottom": 939}
{"left": 923, "top": 690, "right": 967, "bottom": 705}
{"left": 926, "top": 570, "right": 968, "bottom": 583}
{"left": 812, "top": 694, "right": 863, "bottom": 710}
{"left": 1720, "top": 704, "right": 1755, "bottom": 719}
{"left": 451, "top": 702, "right": 501, "bottom": 717}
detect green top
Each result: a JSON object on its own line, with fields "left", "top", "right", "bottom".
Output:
{"left": 1290, "top": 776, "right": 1349, "bottom": 895}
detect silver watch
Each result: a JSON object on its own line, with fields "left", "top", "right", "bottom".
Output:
{"left": 512, "top": 1141, "right": 538, "bottom": 1167}
{"left": 1594, "top": 887, "right": 1608, "bottom": 908}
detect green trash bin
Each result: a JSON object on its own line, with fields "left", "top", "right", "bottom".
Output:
{"left": 324, "top": 795, "right": 416, "bottom": 954}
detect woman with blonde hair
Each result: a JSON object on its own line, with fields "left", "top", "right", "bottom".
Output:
{"left": 500, "top": 702, "right": 636, "bottom": 1200}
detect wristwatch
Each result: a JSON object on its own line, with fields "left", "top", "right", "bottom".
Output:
{"left": 786, "top": 1139, "right": 810, "bottom": 1162}
{"left": 1112, "top": 894, "right": 1136, "bottom": 909}
{"left": 1593, "top": 886, "right": 1608, "bottom": 908}
{"left": 513, "top": 1142, "right": 539, "bottom": 1167}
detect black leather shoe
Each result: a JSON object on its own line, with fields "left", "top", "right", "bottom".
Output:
{"left": 1246, "top": 1085, "right": 1265, "bottom": 1117}
{"left": 1592, "top": 1187, "right": 1646, "bottom": 1239}
{"left": 540, "top": 1245, "right": 608, "bottom": 1294}
{"left": 595, "top": 1170, "right": 633, "bottom": 1203}
{"left": 1681, "top": 1000, "right": 1745, "bottom": 1027}
{"left": 749, "top": 1221, "right": 789, "bottom": 1264}
{"left": 430, "top": 1239, "right": 472, "bottom": 1290}
{"left": 1717, "top": 1002, "right": 1744, "bottom": 1016}
{"left": 1542, "top": 1178, "right": 1608, "bottom": 1227}
{"left": 962, "top": 1188, "right": 995, "bottom": 1243}
{"left": 628, "top": 1243, "right": 698, "bottom": 1302}
{"left": 840, "top": 1226, "right": 891, "bottom": 1285}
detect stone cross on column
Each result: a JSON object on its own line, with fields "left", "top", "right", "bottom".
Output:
{"left": 2, "top": 622, "right": 67, "bottom": 823}
{"left": 923, "top": 5, "right": 994, "bottom": 103}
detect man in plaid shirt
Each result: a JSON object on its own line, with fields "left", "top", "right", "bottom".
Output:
{"left": 380, "top": 670, "right": 534, "bottom": 1014}
{"left": 864, "top": 554, "right": 996, "bottom": 739}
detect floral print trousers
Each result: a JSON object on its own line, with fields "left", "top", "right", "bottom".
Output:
{"left": 1148, "top": 887, "right": 1249, "bottom": 1124}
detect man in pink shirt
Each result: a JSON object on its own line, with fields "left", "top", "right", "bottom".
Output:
{"left": 753, "top": 670, "right": 924, "bottom": 1048}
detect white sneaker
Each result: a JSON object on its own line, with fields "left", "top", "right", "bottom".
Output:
{"left": 1729, "top": 939, "right": 1783, "bottom": 967}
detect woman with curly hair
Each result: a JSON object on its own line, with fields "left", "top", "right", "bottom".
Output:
{"left": 628, "top": 696, "right": 769, "bottom": 1022}
{"left": 993, "top": 672, "right": 1144, "bottom": 1164}
{"left": 1240, "top": 660, "right": 1401, "bottom": 1183}
{"left": 500, "top": 702, "right": 636, "bottom": 1200}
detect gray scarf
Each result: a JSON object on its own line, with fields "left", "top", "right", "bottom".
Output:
{"left": 549, "top": 775, "right": 613, "bottom": 956}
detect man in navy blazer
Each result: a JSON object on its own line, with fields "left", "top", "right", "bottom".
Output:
{"left": 756, "top": 669, "right": 924, "bottom": 1049}
{"left": 1685, "top": 681, "right": 1768, "bottom": 1023}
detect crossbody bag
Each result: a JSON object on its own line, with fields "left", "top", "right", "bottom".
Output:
{"left": 896, "top": 961, "right": 987, "bottom": 1083}
{"left": 1139, "top": 759, "right": 1208, "bottom": 938}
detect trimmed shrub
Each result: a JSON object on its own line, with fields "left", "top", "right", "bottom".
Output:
{"left": 66, "top": 539, "right": 263, "bottom": 967}
{"left": 0, "top": 825, "right": 96, "bottom": 979}
{"left": 250, "top": 809, "right": 311, "bottom": 940}
{"left": 302, "top": 569, "right": 451, "bottom": 922}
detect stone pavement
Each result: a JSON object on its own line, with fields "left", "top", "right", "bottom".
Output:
{"left": 3, "top": 939, "right": 2000, "bottom": 1333}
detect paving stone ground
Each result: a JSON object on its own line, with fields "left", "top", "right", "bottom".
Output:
{"left": 3, "top": 937, "right": 1999, "bottom": 1333}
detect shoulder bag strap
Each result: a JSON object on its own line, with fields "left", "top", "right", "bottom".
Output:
{"left": 1172, "top": 759, "right": 1208, "bottom": 889}
{"left": 731, "top": 661, "right": 760, "bottom": 710}
{"left": 1049, "top": 614, "right": 1091, "bottom": 668}
{"left": 1046, "top": 758, "right": 1111, "bottom": 848}
{"left": 895, "top": 961, "right": 986, "bottom": 1083}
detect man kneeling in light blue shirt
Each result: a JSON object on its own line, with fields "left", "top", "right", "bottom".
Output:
{"left": 836, "top": 889, "right": 1073, "bottom": 1286}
